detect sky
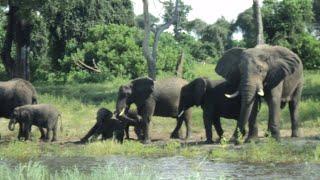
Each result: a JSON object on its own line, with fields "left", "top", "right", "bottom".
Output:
{"left": 131, "top": 0, "right": 255, "bottom": 24}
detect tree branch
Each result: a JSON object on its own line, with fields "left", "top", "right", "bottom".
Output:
{"left": 75, "top": 60, "right": 101, "bottom": 73}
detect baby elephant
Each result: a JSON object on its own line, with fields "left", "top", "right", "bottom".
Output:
{"left": 80, "top": 108, "right": 124, "bottom": 143}
{"left": 116, "top": 109, "right": 144, "bottom": 140}
{"left": 9, "top": 104, "right": 61, "bottom": 142}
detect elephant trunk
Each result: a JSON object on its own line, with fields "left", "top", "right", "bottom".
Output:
{"left": 115, "top": 98, "right": 127, "bottom": 116}
{"left": 8, "top": 119, "right": 16, "bottom": 131}
{"left": 237, "top": 78, "right": 259, "bottom": 137}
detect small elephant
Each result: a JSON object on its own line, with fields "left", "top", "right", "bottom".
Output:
{"left": 80, "top": 108, "right": 137, "bottom": 143}
{"left": 178, "top": 77, "right": 254, "bottom": 143}
{"left": 9, "top": 104, "right": 61, "bottom": 142}
{"left": 116, "top": 109, "right": 144, "bottom": 140}
{"left": 115, "top": 77, "right": 192, "bottom": 143}
{"left": 215, "top": 45, "right": 303, "bottom": 142}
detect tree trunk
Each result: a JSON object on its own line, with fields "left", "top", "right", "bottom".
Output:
{"left": 175, "top": 51, "right": 184, "bottom": 78}
{"left": 1, "top": 3, "right": 31, "bottom": 80}
{"left": 14, "top": 18, "right": 31, "bottom": 80}
{"left": 1, "top": 4, "right": 16, "bottom": 77}
{"left": 142, "top": 0, "right": 179, "bottom": 80}
{"left": 253, "top": 0, "right": 264, "bottom": 45}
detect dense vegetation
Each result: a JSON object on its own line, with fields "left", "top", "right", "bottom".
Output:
{"left": 0, "top": 0, "right": 319, "bottom": 82}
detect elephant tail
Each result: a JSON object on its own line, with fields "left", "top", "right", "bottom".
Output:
{"left": 58, "top": 114, "right": 63, "bottom": 132}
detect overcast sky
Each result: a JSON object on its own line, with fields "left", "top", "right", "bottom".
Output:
{"left": 131, "top": 0, "right": 255, "bottom": 24}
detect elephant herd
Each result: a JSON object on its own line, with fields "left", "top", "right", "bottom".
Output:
{"left": 0, "top": 44, "right": 304, "bottom": 145}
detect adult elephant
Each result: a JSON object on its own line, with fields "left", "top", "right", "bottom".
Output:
{"left": 2, "top": 78, "right": 38, "bottom": 139}
{"left": 178, "top": 77, "right": 246, "bottom": 143}
{"left": 115, "top": 77, "right": 192, "bottom": 143}
{"left": 215, "top": 45, "right": 303, "bottom": 143}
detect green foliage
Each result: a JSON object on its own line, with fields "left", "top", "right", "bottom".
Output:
{"left": 61, "top": 24, "right": 195, "bottom": 83}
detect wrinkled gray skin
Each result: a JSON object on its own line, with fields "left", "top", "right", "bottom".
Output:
{"left": 178, "top": 77, "right": 257, "bottom": 143}
{"left": 9, "top": 104, "right": 61, "bottom": 142}
{"left": 115, "top": 77, "right": 192, "bottom": 144}
{"left": 215, "top": 45, "right": 303, "bottom": 143}
{"left": 0, "top": 78, "right": 37, "bottom": 139}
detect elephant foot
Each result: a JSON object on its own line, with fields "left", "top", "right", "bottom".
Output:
{"left": 51, "top": 138, "right": 57, "bottom": 142}
{"left": 204, "top": 139, "right": 214, "bottom": 144}
{"left": 217, "top": 137, "right": 227, "bottom": 144}
{"left": 185, "top": 132, "right": 192, "bottom": 140}
{"left": 170, "top": 132, "right": 180, "bottom": 139}
{"left": 143, "top": 139, "right": 151, "bottom": 144}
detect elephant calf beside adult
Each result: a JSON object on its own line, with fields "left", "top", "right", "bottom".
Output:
{"left": 0, "top": 78, "right": 38, "bottom": 139}
{"left": 115, "top": 77, "right": 192, "bottom": 143}
{"left": 215, "top": 45, "right": 303, "bottom": 143}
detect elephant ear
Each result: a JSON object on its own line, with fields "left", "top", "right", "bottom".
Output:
{"left": 193, "top": 78, "right": 207, "bottom": 106}
{"left": 265, "top": 46, "right": 302, "bottom": 89}
{"left": 131, "top": 77, "right": 155, "bottom": 98}
{"left": 215, "top": 48, "right": 245, "bottom": 84}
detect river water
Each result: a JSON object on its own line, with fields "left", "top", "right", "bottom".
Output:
{"left": 21, "top": 156, "right": 319, "bottom": 179}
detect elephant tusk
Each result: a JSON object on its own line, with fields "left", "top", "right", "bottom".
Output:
{"left": 257, "top": 89, "right": 264, "bottom": 96}
{"left": 225, "top": 91, "right": 239, "bottom": 98}
{"left": 178, "top": 110, "right": 185, "bottom": 118}
{"left": 119, "top": 109, "right": 125, "bottom": 116}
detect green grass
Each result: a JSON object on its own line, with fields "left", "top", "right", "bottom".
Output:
{"left": 0, "top": 62, "right": 318, "bottom": 164}
{"left": 0, "top": 161, "right": 158, "bottom": 180}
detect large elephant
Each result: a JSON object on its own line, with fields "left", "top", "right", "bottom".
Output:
{"left": 215, "top": 45, "right": 303, "bottom": 143}
{"left": 0, "top": 78, "right": 37, "bottom": 139}
{"left": 177, "top": 77, "right": 250, "bottom": 143}
{"left": 115, "top": 77, "right": 192, "bottom": 143}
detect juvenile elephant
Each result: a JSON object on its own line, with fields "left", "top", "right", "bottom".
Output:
{"left": 215, "top": 45, "right": 303, "bottom": 143}
{"left": 178, "top": 77, "right": 250, "bottom": 143}
{"left": 9, "top": 104, "right": 61, "bottom": 142}
{"left": 115, "top": 77, "right": 192, "bottom": 143}
{"left": 80, "top": 108, "right": 138, "bottom": 143}
{"left": 116, "top": 109, "right": 144, "bottom": 140}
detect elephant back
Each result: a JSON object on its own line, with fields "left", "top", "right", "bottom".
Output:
{"left": 0, "top": 79, "right": 37, "bottom": 118}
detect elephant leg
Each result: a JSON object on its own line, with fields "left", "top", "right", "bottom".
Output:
{"left": 289, "top": 85, "right": 302, "bottom": 137}
{"left": 141, "top": 101, "right": 155, "bottom": 144}
{"left": 266, "top": 86, "right": 282, "bottom": 140}
{"left": 212, "top": 117, "right": 224, "bottom": 143}
{"left": 52, "top": 127, "right": 57, "bottom": 142}
{"left": 125, "top": 125, "right": 130, "bottom": 139}
{"left": 245, "top": 99, "right": 259, "bottom": 142}
{"left": 18, "top": 122, "right": 23, "bottom": 140}
{"left": 39, "top": 127, "right": 46, "bottom": 140}
{"left": 46, "top": 129, "right": 52, "bottom": 142}
{"left": 203, "top": 110, "right": 214, "bottom": 144}
{"left": 170, "top": 117, "right": 183, "bottom": 139}
{"left": 184, "top": 109, "right": 192, "bottom": 139}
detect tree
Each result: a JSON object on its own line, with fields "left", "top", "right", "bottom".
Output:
{"left": 135, "top": 13, "right": 159, "bottom": 29}
{"left": 142, "top": 0, "right": 179, "bottom": 80}
{"left": 0, "top": 0, "right": 46, "bottom": 80}
{"left": 313, "top": 0, "right": 320, "bottom": 38}
{"left": 253, "top": 0, "right": 264, "bottom": 45}
{"left": 41, "top": 0, "right": 135, "bottom": 70}
{"left": 163, "top": 0, "right": 191, "bottom": 40}
{"left": 185, "top": 18, "right": 207, "bottom": 38}
{"left": 200, "top": 17, "right": 232, "bottom": 57}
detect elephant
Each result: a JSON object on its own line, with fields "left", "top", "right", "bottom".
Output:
{"left": 0, "top": 78, "right": 37, "bottom": 139}
{"left": 116, "top": 109, "right": 144, "bottom": 140}
{"left": 215, "top": 45, "right": 303, "bottom": 143}
{"left": 9, "top": 104, "right": 61, "bottom": 142}
{"left": 0, "top": 78, "right": 37, "bottom": 119}
{"left": 115, "top": 77, "right": 192, "bottom": 143}
{"left": 80, "top": 108, "right": 135, "bottom": 143}
{"left": 177, "top": 77, "right": 250, "bottom": 143}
